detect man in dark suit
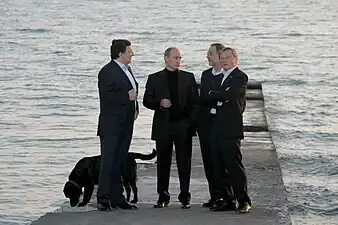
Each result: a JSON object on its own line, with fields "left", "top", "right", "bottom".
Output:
{"left": 96, "top": 39, "right": 139, "bottom": 211}
{"left": 208, "top": 47, "right": 252, "bottom": 213}
{"left": 143, "top": 47, "right": 199, "bottom": 209}
{"left": 197, "top": 43, "right": 233, "bottom": 208}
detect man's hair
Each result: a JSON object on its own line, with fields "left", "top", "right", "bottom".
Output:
{"left": 210, "top": 43, "right": 225, "bottom": 54}
{"left": 110, "top": 39, "right": 131, "bottom": 59}
{"left": 219, "top": 47, "right": 238, "bottom": 59}
{"left": 164, "top": 47, "right": 177, "bottom": 57}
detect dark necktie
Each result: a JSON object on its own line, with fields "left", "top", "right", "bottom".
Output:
{"left": 127, "top": 65, "right": 133, "bottom": 75}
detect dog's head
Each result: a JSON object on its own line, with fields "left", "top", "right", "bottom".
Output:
{"left": 63, "top": 181, "right": 82, "bottom": 207}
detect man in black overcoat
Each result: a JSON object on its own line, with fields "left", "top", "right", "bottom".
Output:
{"left": 96, "top": 39, "right": 139, "bottom": 211}
{"left": 208, "top": 47, "right": 252, "bottom": 213}
{"left": 143, "top": 47, "right": 199, "bottom": 209}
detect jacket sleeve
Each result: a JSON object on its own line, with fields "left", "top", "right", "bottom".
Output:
{"left": 199, "top": 72, "right": 213, "bottom": 104}
{"left": 209, "top": 73, "right": 248, "bottom": 101}
{"left": 98, "top": 67, "right": 129, "bottom": 105}
{"left": 188, "top": 73, "right": 199, "bottom": 124}
{"left": 142, "top": 75, "right": 161, "bottom": 110}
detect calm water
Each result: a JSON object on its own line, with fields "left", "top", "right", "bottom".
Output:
{"left": 0, "top": 0, "right": 337, "bottom": 224}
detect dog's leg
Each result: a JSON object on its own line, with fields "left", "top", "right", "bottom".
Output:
{"left": 130, "top": 179, "right": 138, "bottom": 203}
{"left": 123, "top": 182, "right": 131, "bottom": 202}
{"left": 77, "top": 185, "right": 94, "bottom": 207}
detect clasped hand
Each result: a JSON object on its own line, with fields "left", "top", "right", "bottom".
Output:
{"left": 160, "top": 99, "right": 171, "bottom": 108}
{"left": 128, "top": 90, "right": 137, "bottom": 101}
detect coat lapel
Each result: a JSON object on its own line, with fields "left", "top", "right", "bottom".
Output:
{"left": 159, "top": 70, "right": 170, "bottom": 99}
{"left": 177, "top": 70, "right": 184, "bottom": 108}
{"left": 221, "top": 67, "right": 238, "bottom": 87}
{"left": 111, "top": 60, "right": 133, "bottom": 89}
{"left": 160, "top": 69, "right": 183, "bottom": 109}
{"left": 127, "top": 66, "right": 138, "bottom": 91}
{"left": 221, "top": 74, "right": 232, "bottom": 87}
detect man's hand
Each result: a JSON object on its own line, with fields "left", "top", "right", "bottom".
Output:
{"left": 128, "top": 89, "right": 138, "bottom": 101}
{"left": 160, "top": 99, "right": 171, "bottom": 108}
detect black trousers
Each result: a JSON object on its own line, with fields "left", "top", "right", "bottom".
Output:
{"left": 197, "top": 126, "right": 218, "bottom": 201}
{"left": 210, "top": 122, "right": 251, "bottom": 205}
{"left": 97, "top": 113, "right": 134, "bottom": 206}
{"left": 155, "top": 121, "right": 193, "bottom": 203}
{"left": 198, "top": 121, "right": 233, "bottom": 201}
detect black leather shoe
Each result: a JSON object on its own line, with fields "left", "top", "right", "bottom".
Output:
{"left": 209, "top": 199, "right": 222, "bottom": 210}
{"left": 210, "top": 200, "right": 237, "bottom": 211}
{"left": 202, "top": 199, "right": 215, "bottom": 208}
{"left": 237, "top": 202, "right": 251, "bottom": 213}
{"left": 97, "top": 203, "right": 112, "bottom": 211}
{"left": 180, "top": 201, "right": 191, "bottom": 209}
{"left": 117, "top": 200, "right": 138, "bottom": 210}
{"left": 154, "top": 200, "right": 170, "bottom": 208}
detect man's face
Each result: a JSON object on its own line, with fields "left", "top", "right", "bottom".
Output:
{"left": 165, "top": 48, "right": 181, "bottom": 70}
{"left": 119, "top": 46, "right": 134, "bottom": 64}
{"left": 219, "top": 49, "right": 237, "bottom": 70}
{"left": 206, "top": 46, "right": 220, "bottom": 67}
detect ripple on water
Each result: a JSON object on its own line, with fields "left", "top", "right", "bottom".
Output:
{"left": 287, "top": 182, "right": 338, "bottom": 216}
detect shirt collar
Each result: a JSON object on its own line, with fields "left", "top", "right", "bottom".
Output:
{"left": 223, "top": 66, "right": 237, "bottom": 76}
{"left": 114, "top": 59, "right": 128, "bottom": 71}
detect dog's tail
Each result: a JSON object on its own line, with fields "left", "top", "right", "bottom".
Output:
{"left": 129, "top": 149, "right": 157, "bottom": 161}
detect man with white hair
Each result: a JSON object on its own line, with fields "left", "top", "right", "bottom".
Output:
{"left": 208, "top": 47, "right": 252, "bottom": 213}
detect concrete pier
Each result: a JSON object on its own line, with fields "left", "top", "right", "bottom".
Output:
{"left": 31, "top": 81, "right": 292, "bottom": 225}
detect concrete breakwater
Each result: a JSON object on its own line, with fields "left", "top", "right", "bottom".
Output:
{"left": 31, "top": 81, "right": 292, "bottom": 225}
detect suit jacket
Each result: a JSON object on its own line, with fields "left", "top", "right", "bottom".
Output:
{"left": 142, "top": 69, "right": 199, "bottom": 141}
{"left": 97, "top": 60, "right": 139, "bottom": 136}
{"left": 202, "top": 67, "right": 248, "bottom": 139}
{"left": 197, "top": 68, "right": 218, "bottom": 132}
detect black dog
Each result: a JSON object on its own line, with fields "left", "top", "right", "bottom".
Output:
{"left": 63, "top": 149, "right": 157, "bottom": 207}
